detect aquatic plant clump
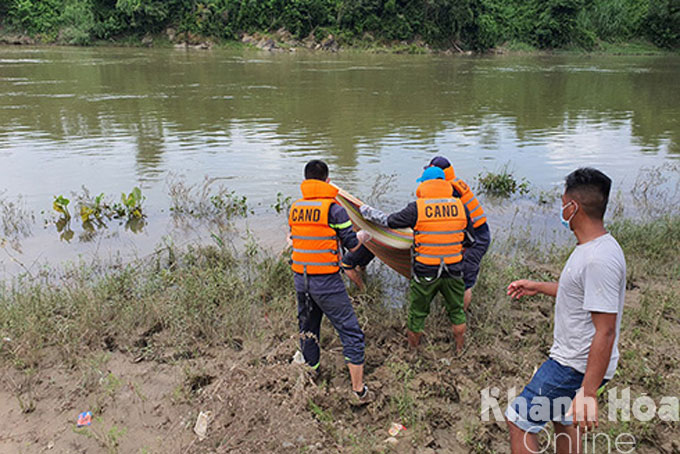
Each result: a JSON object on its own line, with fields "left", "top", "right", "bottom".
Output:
{"left": 476, "top": 166, "right": 530, "bottom": 198}
{"left": 271, "top": 192, "right": 293, "bottom": 215}
{"left": 56, "top": 186, "right": 146, "bottom": 224}
{"left": 49, "top": 186, "right": 147, "bottom": 242}
{"left": 631, "top": 162, "right": 680, "bottom": 219}
{"left": 168, "top": 175, "right": 250, "bottom": 224}
{"left": 0, "top": 192, "right": 35, "bottom": 252}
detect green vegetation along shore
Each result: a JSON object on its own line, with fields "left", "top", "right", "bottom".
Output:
{"left": 1, "top": 210, "right": 678, "bottom": 452}
{"left": 0, "top": 0, "right": 678, "bottom": 53}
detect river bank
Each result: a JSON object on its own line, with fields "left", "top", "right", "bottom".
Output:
{"left": 1, "top": 26, "right": 675, "bottom": 56}
{"left": 2, "top": 0, "right": 679, "bottom": 55}
{"left": 1, "top": 214, "right": 678, "bottom": 453}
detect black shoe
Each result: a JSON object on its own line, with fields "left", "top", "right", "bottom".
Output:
{"left": 350, "top": 385, "right": 375, "bottom": 406}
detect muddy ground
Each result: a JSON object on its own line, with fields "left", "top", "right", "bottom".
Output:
{"left": 1, "top": 280, "right": 678, "bottom": 454}
{"left": 2, "top": 213, "right": 680, "bottom": 454}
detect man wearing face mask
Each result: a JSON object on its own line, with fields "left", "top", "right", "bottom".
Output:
{"left": 504, "top": 168, "right": 626, "bottom": 454}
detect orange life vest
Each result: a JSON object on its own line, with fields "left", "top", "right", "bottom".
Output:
{"left": 414, "top": 179, "right": 467, "bottom": 267}
{"left": 442, "top": 165, "right": 487, "bottom": 229}
{"left": 289, "top": 179, "right": 341, "bottom": 275}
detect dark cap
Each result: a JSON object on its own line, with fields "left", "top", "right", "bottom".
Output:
{"left": 425, "top": 156, "right": 451, "bottom": 170}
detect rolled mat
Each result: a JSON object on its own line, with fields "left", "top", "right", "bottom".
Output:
{"left": 334, "top": 185, "right": 413, "bottom": 278}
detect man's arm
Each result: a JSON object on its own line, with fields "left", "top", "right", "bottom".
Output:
{"left": 359, "top": 205, "right": 389, "bottom": 227}
{"left": 346, "top": 242, "right": 362, "bottom": 253}
{"left": 330, "top": 205, "right": 362, "bottom": 252}
{"left": 567, "top": 312, "right": 617, "bottom": 431}
{"left": 507, "top": 280, "right": 558, "bottom": 299}
{"left": 583, "top": 312, "right": 617, "bottom": 395}
{"left": 386, "top": 202, "right": 417, "bottom": 229}
{"left": 580, "top": 259, "right": 622, "bottom": 386}
{"left": 360, "top": 202, "right": 417, "bottom": 230}
{"left": 568, "top": 257, "right": 623, "bottom": 430}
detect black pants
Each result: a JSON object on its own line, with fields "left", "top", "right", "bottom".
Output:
{"left": 463, "top": 223, "right": 491, "bottom": 289}
{"left": 297, "top": 290, "right": 365, "bottom": 367}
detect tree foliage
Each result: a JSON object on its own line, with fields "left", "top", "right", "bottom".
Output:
{"left": 0, "top": 0, "right": 678, "bottom": 50}
{"left": 645, "top": 0, "right": 680, "bottom": 48}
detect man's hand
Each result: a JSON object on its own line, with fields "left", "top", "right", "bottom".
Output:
{"left": 566, "top": 387, "right": 599, "bottom": 432}
{"left": 507, "top": 280, "right": 540, "bottom": 299}
{"left": 507, "top": 280, "right": 559, "bottom": 299}
{"left": 356, "top": 230, "right": 372, "bottom": 244}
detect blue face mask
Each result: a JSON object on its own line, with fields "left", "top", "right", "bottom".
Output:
{"left": 560, "top": 201, "right": 578, "bottom": 229}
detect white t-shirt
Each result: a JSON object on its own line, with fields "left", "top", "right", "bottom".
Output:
{"left": 550, "top": 233, "right": 626, "bottom": 380}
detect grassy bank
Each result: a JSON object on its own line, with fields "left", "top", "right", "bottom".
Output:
{"left": 1, "top": 215, "right": 678, "bottom": 453}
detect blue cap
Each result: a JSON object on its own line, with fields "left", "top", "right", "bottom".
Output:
{"left": 425, "top": 156, "right": 451, "bottom": 170}
{"left": 417, "top": 166, "right": 446, "bottom": 182}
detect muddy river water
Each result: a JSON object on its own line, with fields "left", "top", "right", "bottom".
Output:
{"left": 1, "top": 46, "right": 679, "bottom": 275}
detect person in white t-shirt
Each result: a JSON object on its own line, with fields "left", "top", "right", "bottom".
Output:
{"left": 505, "top": 168, "right": 626, "bottom": 454}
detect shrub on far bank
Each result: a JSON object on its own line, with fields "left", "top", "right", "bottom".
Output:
{"left": 60, "top": 0, "right": 95, "bottom": 45}
{"left": 0, "top": 0, "right": 678, "bottom": 51}
{"left": 645, "top": 0, "right": 680, "bottom": 48}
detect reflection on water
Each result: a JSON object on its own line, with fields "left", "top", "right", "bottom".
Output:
{"left": 0, "top": 46, "right": 679, "bottom": 273}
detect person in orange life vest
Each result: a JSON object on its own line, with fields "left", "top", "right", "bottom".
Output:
{"left": 359, "top": 166, "right": 475, "bottom": 354}
{"left": 342, "top": 156, "right": 492, "bottom": 297}
{"left": 288, "top": 159, "right": 374, "bottom": 405}
{"left": 426, "top": 156, "right": 491, "bottom": 312}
